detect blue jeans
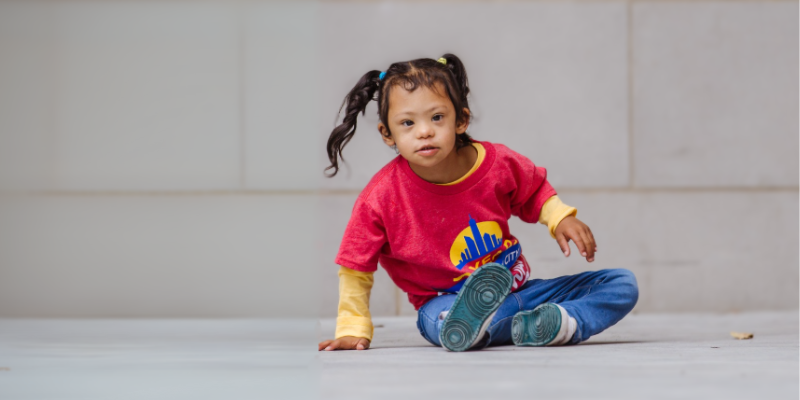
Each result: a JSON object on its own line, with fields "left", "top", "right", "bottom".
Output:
{"left": 416, "top": 269, "right": 639, "bottom": 348}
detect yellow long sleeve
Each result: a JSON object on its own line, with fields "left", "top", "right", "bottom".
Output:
{"left": 334, "top": 266, "right": 375, "bottom": 341}
{"left": 538, "top": 195, "right": 578, "bottom": 238}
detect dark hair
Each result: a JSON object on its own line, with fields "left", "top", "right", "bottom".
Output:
{"left": 325, "top": 53, "right": 473, "bottom": 177}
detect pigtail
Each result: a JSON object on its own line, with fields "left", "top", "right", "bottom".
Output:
{"left": 441, "top": 54, "right": 470, "bottom": 106}
{"left": 440, "top": 53, "right": 474, "bottom": 148}
{"left": 325, "top": 70, "right": 382, "bottom": 177}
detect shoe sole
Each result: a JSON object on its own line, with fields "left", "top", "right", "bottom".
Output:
{"left": 511, "top": 303, "right": 563, "bottom": 346}
{"left": 439, "top": 263, "right": 513, "bottom": 352}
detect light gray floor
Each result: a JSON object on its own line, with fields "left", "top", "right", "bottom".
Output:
{"left": 0, "top": 319, "right": 319, "bottom": 400}
{"left": 0, "top": 312, "right": 796, "bottom": 400}
{"left": 319, "top": 311, "right": 799, "bottom": 400}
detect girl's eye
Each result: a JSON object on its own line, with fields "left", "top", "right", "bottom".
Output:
{"left": 432, "top": 114, "right": 443, "bottom": 122}
{"left": 401, "top": 120, "right": 414, "bottom": 127}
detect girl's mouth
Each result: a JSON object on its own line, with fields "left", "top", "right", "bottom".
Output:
{"left": 416, "top": 146, "right": 439, "bottom": 156}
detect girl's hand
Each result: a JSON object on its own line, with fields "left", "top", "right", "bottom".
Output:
{"left": 554, "top": 216, "right": 597, "bottom": 262}
{"left": 318, "top": 336, "right": 371, "bottom": 351}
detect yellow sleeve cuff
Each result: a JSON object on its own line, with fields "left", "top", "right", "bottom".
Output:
{"left": 538, "top": 195, "right": 578, "bottom": 239}
{"left": 334, "top": 266, "right": 375, "bottom": 341}
{"left": 335, "top": 316, "right": 374, "bottom": 340}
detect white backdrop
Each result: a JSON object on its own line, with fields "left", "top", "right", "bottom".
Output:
{"left": 0, "top": 1, "right": 796, "bottom": 318}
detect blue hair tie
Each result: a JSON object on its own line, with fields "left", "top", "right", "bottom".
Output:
{"left": 379, "top": 71, "right": 386, "bottom": 80}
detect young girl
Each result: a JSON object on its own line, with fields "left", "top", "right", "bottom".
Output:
{"left": 318, "top": 54, "right": 638, "bottom": 352}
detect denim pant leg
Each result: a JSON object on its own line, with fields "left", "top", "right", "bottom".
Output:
{"left": 508, "top": 268, "right": 639, "bottom": 344}
{"left": 416, "top": 294, "right": 455, "bottom": 347}
{"left": 416, "top": 269, "right": 637, "bottom": 347}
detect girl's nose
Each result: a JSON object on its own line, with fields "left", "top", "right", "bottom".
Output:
{"left": 417, "top": 123, "right": 434, "bottom": 139}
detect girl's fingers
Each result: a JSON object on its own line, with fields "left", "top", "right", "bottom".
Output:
{"left": 586, "top": 228, "right": 597, "bottom": 251}
{"left": 319, "top": 338, "right": 370, "bottom": 351}
{"left": 580, "top": 230, "right": 595, "bottom": 261}
{"left": 319, "top": 340, "right": 334, "bottom": 351}
{"left": 570, "top": 230, "right": 588, "bottom": 259}
{"left": 585, "top": 227, "right": 597, "bottom": 253}
{"left": 556, "top": 233, "right": 571, "bottom": 257}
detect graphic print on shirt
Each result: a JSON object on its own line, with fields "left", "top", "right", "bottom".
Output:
{"left": 438, "top": 215, "right": 529, "bottom": 294}
{"left": 449, "top": 215, "right": 504, "bottom": 270}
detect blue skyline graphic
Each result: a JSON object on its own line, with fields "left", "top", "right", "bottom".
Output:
{"left": 457, "top": 215, "right": 502, "bottom": 268}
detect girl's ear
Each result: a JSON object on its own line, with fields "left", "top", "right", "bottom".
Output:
{"left": 456, "top": 108, "right": 471, "bottom": 134}
{"left": 378, "top": 123, "right": 395, "bottom": 147}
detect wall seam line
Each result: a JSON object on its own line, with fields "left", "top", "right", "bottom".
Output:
{"left": 4, "top": 187, "right": 798, "bottom": 197}
{"left": 238, "top": 1, "right": 247, "bottom": 191}
{"left": 627, "top": 0, "right": 635, "bottom": 189}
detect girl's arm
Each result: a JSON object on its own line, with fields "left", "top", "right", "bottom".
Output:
{"left": 318, "top": 266, "right": 374, "bottom": 351}
{"left": 335, "top": 266, "right": 374, "bottom": 339}
{"left": 538, "top": 195, "right": 577, "bottom": 237}
{"left": 539, "top": 196, "right": 596, "bottom": 262}
{"left": 501, "top": 147, "right": 596, "bottom": 262}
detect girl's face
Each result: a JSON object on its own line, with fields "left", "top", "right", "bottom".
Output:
{"left": 378, "top": 83, "right": 472, "bottom": 183}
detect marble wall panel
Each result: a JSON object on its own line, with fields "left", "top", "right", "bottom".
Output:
{"left": 633, "top": 2, "right": 799, "bottom": 188}
{"left": 0, "top": 2, "right": 54, "bottom": 192}
{"left": 51, "top": 2, "right": 241, "bottom": 191}
{"left": 244, "top": 2, "right": 323, "bottom": 190}
{"left": 0, "top": 194, "right": 320, "bottom": 317}
{"left": 637, "top": 191, "right": 798, "bottom": 311}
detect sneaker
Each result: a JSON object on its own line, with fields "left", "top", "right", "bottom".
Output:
{"left": 439, "top": 263, "right": 513, "bottom": 352}
{"left": 511, "top": 303, "right": 575, "bottom": 346}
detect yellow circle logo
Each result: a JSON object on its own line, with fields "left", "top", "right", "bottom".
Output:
{"left": 449, "top": 216, "right": 503, "bottom": 268}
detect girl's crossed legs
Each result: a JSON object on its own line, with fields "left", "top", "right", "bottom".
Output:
{"left": 416, "top": 268, "right": 639, "bottom": 348}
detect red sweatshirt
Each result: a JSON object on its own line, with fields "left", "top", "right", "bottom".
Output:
{"left": 335, "top": 141, "right": 557, "bottom": 310}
